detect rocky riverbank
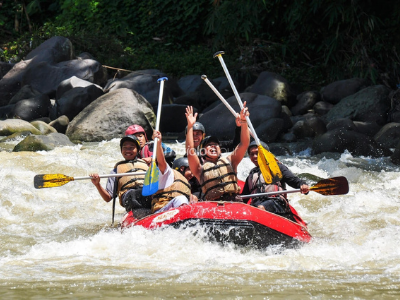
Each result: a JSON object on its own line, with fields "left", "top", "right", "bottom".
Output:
{"left": 1, "top": 36, "right": 400, "bottom": 164}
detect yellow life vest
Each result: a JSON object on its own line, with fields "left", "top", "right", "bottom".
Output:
{"left": 200, "top": 156, "right": 240, "bottom": 201}
{"left": 151, "top": 169, "right": 191, "bottom": 212}
{"left": 116, "top": 159, "right": 148, "bottom": 206}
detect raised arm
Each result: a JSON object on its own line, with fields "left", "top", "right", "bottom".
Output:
{"left": 153, "top": 130, "right": 167, "bottom": 174}
{"left": 229, "top": 101, "right": 250, "bottom": 171}
{"left": 185, "top": 106, "right": 202, "bottom": 180}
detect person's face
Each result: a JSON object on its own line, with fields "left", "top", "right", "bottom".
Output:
{"left": 121, "top": 141, "right": 138, "bottom": 160}
{"left": 249, "top": 146, "right": 259, "bottom": 166}
{"left": 193, "top": 130, "right": 204, "bottom": 148}
{"left": 204, "top": 142, "right": 221, "bottom": 160}
{"left": 181, "top": 166, "right": 193, "bottom": 181}
{"left": 134, "top": 132, "right": 146, "bottom": 148}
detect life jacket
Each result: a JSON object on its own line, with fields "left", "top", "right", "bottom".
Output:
{"left": 200, "top": 156, "right": 240, "bottom": 201}
{"left": 151, "top": 169, "right": 191, "bottom": 212}
{"left": 116, "top": 158, "right": 148, "bottom": 206}
{"left": 247, "top": 167, "right": 286, "bottom": 203}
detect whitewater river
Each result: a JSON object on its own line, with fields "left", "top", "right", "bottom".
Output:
{"left": 1, "top": 137, "right": 400, "bottom": 299}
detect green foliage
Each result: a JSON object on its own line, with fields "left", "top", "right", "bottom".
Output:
{"left": 2, "top": 0, "right": 400, "bottom": 91}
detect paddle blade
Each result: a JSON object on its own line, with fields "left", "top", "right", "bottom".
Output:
{"left": 257, "top": 145, "right": 282, "bottom": 184}
{"left": 34, "top": 174, "right": 74, "bottom": 189}
{"left": 311, "top": 176, "right": 349, "bottom": 196}
{"left": 142, "top": 161, "right": 159, "bottom": 196}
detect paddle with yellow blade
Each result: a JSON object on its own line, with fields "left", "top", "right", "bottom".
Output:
{"left": 34, "top": 172, "right": 146, "bottom": 189}
{"left": 142, "top": 77, "right": 168, "bottom": 196}
{"left": 241, "top": 176, "right": 349, "bottom": 199}
{"left": 213, "top": 51, "right": 282, "bottom": 184}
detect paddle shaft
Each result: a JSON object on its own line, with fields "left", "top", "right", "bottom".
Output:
{"left": 153, "top": 78, "right": 167, "bottom": 161}
{"left": 215, "top": 53, "right": 261, "bottom": 146}
{"left": 201, "top": 75, "right": 255, "bottom": 139}
{"left": 241, "top": 189, "right": 301, "bottom": 199}
{"left": 75, "top": 172, "right": 146, "bottom": 181}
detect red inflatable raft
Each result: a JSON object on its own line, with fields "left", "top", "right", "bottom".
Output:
{"left": 120, "top": 201, "right": 311, "bottom": 249}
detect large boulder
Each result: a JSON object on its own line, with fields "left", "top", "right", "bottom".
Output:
{"left": 159, "top": 104, "right": 192, "bottom": 133}
{"left": 10, "top": 94, "right": 51, "bottom": 121}
{"left": 104, "top": 70, "right": 182, "bottom": 106}
{"left": 313, "top": 101, "right": 333, "bottom": 116}
{"left": 177, "top": 75, "right": 219, "bottom": 111}
{"left": 56, "top": 76, "right": 102, "bottom": 100}
{"left": 0, "top": 62, "right": 14, "bottom": 80}
{"left": 49, "top": 115, "right": 69, "bottom": 134}
{"left": 325, "top": 85, "right": 391, "bottom": 125}
{"left": 390, "top": 140, "right": 400, "bottom": 165}
{"left": 66, "top": 88, "right": 156, "bottom": 142}
{"left": 291, "top": 91, "right": 321, "bottom": 116}
{"left": 25, "top": 36, "right": 74, "bottom": 64}
{"left": 30, "top": 120, "right": 58, "bottom": 135}
{"left": 249, "top": 71, "right": 296, "bottom": 107}
{"left": 13, "top": 132, "right": 75, "bottom": 152}
{"left": 22, "top": 59, "right": 104, "bottom": 98}
{"left": 0, "top": 119, "right": 42, "bottom": 136}
{"left": 321, "top": 78, "right": 369, "bottom": 104}
{"left": 0, "top": 37, "right": 74, "bottom": 106}
{"left": 199, "top": 93, "right": 282, "bottom": 139}
{"left": 8, "top": 85, "right": 43, "bottom": 105}
{"left": 312, "top": 128, "right": 391, "bottom": 157}
{"left": 255, "top": 118, "right": 285, "bottom": 143}
{"left": 291, "top": 116, "right": 327, "bottom": 138}
{"left": 374, "top": 123, "right": 400, "bottom": 148}
{"left": 53, "top": 84, "right": 104, "bottom": 121}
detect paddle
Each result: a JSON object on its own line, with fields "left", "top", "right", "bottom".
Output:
{"left": 34, "top": 172, "right": 146, "bottom": 189}
{"left": 213, "top": 51, "right": 282, "bottom": 184}
{"left": 202, "top": 74, "right": 256, "bottom": 139}
{"left": 142, "top": 77, "right": 168, "bottom": 196}
{"left": 240, "top": 176, "right": 349, "bottom": 199}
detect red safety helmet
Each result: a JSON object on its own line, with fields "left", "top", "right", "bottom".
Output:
{"left": 125, "top": 124, "right": 148, "bottom": 141}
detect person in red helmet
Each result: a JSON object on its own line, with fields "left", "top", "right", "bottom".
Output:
{"left": 125, "top": 124, "right": 176, "bottom": 166}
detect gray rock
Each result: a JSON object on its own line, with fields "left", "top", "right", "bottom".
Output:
{"left": 56, "top": 76, "right": 102, "bottom": 100}
{"left": 13, "top": 132, "right": 75, "bottom": 152}
{"left": 353, "top": 121, "right": 381, "bottom": 137}
{"left": 0, "top": 119, "right": 41, "bottom": 136}
{"left": 104, "top": 70, "right": 182, "bottom": 106}
{"left": 291, "top": 91, "right": 321, "bottom": 116}
{"left": 390, "top": 140, "right": 400, "bottom": 165}
{"left": 0, "top": 37, "right": 73, "bottom": 105}
{"left": 325, "top": 85, "right": 391, "bottom": 125}
{"left": 8, "top": 85, "right": 43, "bottom": 105}
{"left": 313, "top": 101, "right": 334, "bottom": 116}
{"left": 25, "top": 36, "right": 74, "bottom": 64}
{"left": 177, "top": 75, "right": 218, "bottom": 110}
{"left": 255, "top": 118, "right": 285, "bottom": 143}
{"left": 30, "top": 120, "right": 58, "bottom": 135}
{"left": 159, "top": 104, "right": 193, "bottom": 133}
{"left": 0, "top": 104, "right": 15, "bottom": 119}
{"left": 11, "top": 94, "right": 51, "bottom": 121}
{"left": 312, "top": 128, "right": 391, "bottom": 157}
{"left": 22, "top": 59, "right": 105, "bottom": 98}
{"left": 292, "top": 117, "right": 327, "bottom": 138}
{"left": 326, "top": 118, "right": 357, "bottom": 132}
{"left": 49, "top": 115, "right": 69, "bottom": 134}
{"left": 250, "top": 71, "right": 296, "bottom": 107}
{"left": 55, "top": 85, "right": 104, "bottom": 121}
{"left": 199, "top": 93, "right": 282, "bottom": 139}
{"left": 321, "top": 78, "right": 369, "bottom": 104}
{"left": 0, "top": 62, "right": 14, "bottom": 79}
{"left": 374, "top": 123, "right": 400, "bottom": 148}
{"left": 66, "top": 88, "right": 156, "bottom": 142}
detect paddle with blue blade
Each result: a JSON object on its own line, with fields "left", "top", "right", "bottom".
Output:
{"left": 142, "top": 77, "right": 168, "bottom": 196}
{"left": 213, "top": 51, "right": 282, "bottom": 184}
